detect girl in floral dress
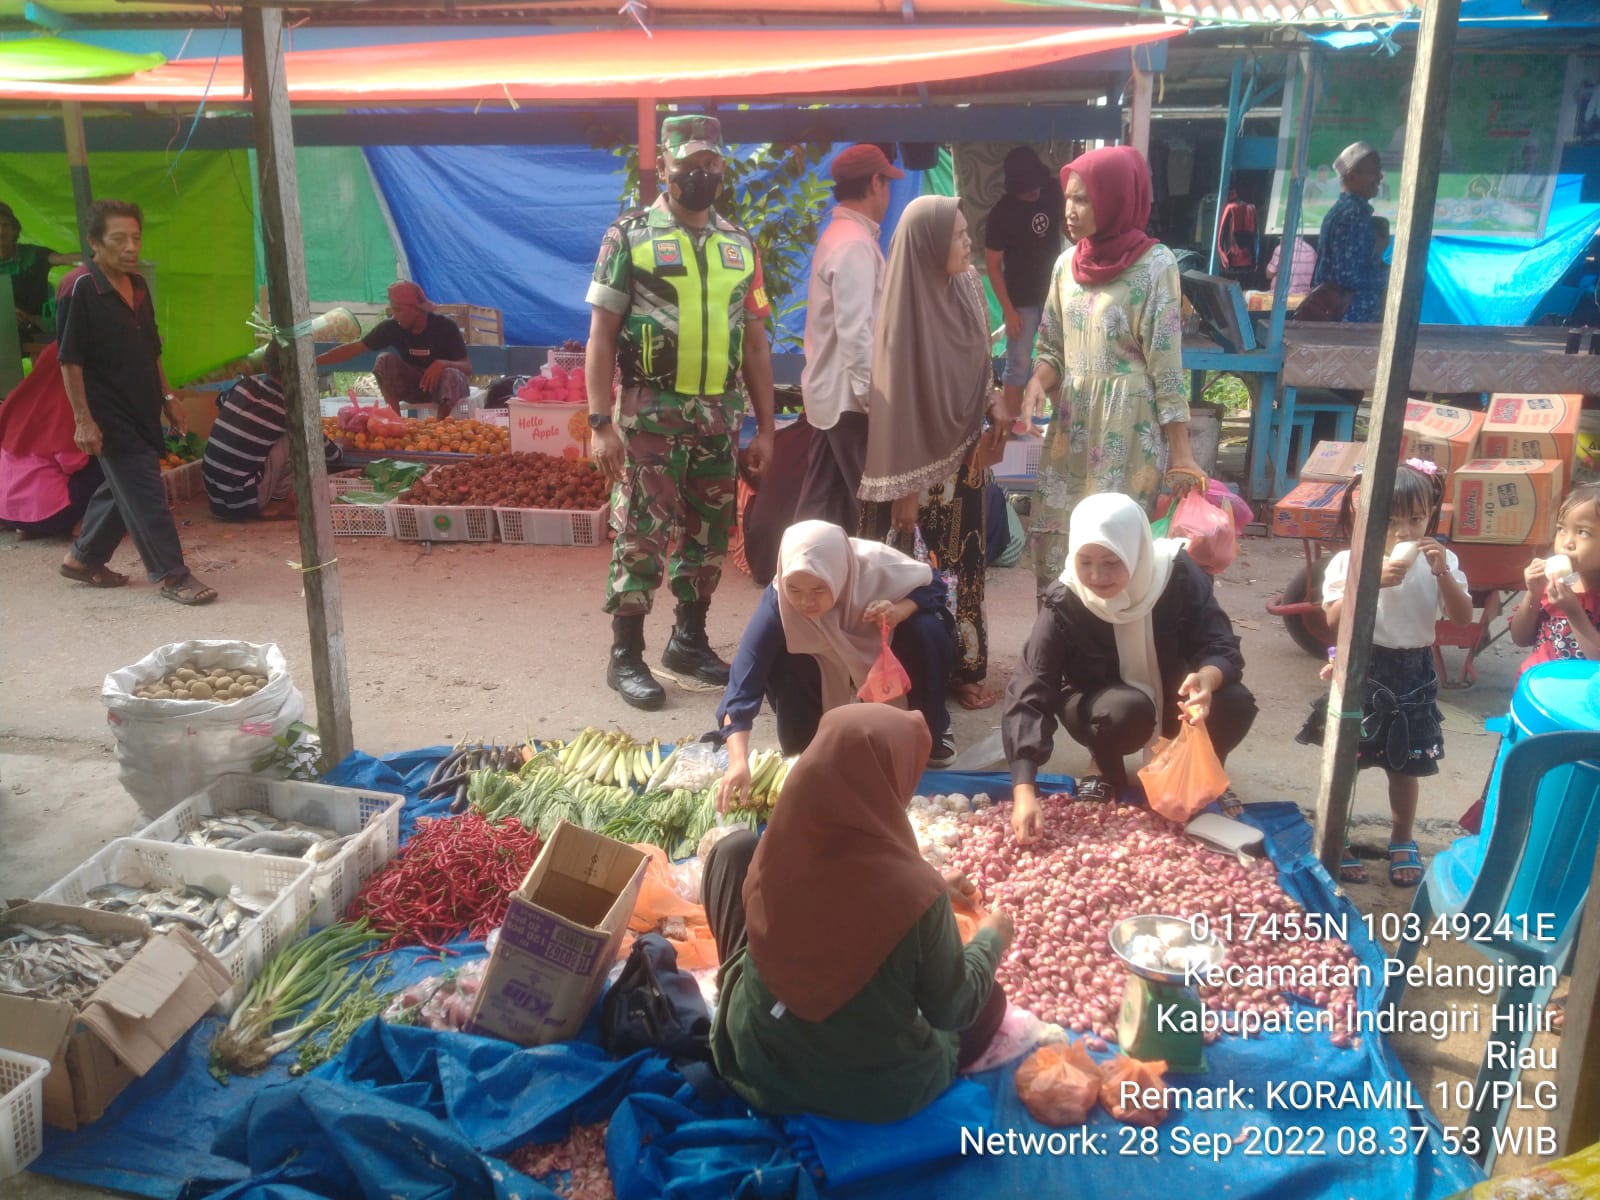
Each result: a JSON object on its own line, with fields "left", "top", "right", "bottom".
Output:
{"left": 1023, "top": 146, "right": 1203, "bottom": 594}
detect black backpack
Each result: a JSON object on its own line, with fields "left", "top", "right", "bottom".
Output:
{"left": 600, "top": 933, "right": 713, "bottom": 1064}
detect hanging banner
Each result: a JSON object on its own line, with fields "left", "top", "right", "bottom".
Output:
{"left": 1269, "top": 51, "right": 1570, "bottom": 241}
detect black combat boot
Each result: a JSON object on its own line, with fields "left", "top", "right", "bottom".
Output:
{"left": 607, "top": 613, "right": 666, "bottom": 710}
{"left": 659, "top": 600, "right": 730, "bottom": 690}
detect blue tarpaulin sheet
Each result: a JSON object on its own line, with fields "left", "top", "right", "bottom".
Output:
{"left": 363, "top": 145, "right": 939, "bottom": 350}
{"left": 28, "top": 751, "right": 1484, "bottom": 1200}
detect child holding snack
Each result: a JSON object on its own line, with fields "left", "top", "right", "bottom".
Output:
{"left": 1297, "top": 460, "right": 1474, "bottom": 887}
{"left": 1509, "top": 482, "right": 1600, "bottom": 675}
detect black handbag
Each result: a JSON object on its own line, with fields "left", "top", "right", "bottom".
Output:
{"left": 599, "top": 933, "right": 713, "bottom": 1064}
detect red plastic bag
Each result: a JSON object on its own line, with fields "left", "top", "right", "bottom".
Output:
{"left": 1015, "top": 1041, "right": 1103, "bottom": 1126}
{"left": 1169, "top": 488, "right": 1237, "bottom": 574}
{"left": 1098, "top": 1055, "right": 1170, "bottom": 1125}
{"left": 1137, "top": 718, "right": 1229, "bottom": 823}
{"left": 858, "top": 622, "right": 911, "bottom": 702}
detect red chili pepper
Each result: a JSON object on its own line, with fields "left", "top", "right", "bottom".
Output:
{"left": 346, "top": 812, "right": 541, "bottom": 951}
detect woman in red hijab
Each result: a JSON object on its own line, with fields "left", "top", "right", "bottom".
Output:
{"left": 704, "top": 703, "right": 1013, "bottom": 1122}
{"left": 0, "top": 342, "right": 104, "bottom": 539}
{"left": 1021, "top": 146, "right": 1204, "bottom": 595}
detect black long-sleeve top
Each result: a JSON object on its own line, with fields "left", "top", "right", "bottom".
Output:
{"left": 1003, "top": 551, "right": 1245, "bottom": 786}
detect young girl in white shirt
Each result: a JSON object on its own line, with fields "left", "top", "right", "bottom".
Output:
{"left": 1296, "top": 461, "right": 1474, "bottom": 887}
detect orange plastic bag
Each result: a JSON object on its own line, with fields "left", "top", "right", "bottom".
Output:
{"left": 1014, "top": 1041, "right": 1104, "bottom": 1126}
{"left": 858, "top": 621, "right": 911, "bottom": 702}
{"left": 621, "top": 845, "right": 720, "bottom": 971}
{"left": 1137, "top": 717, "right": 1229, "bottom": 823}
{"left": 1098, "top": 1055, "right": 1170, "bottom": 1125}
{"left": 951, "top": 890, "right": 989, "bottom": 944}
{"left": 1169, "top": 488, "right": 1237, "bottom": 574}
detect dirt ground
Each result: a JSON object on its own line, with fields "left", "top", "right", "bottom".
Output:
{"left": 0, "top": 491, "right": 1564, "bottom": 1195}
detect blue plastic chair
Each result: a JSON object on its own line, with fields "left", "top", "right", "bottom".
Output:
{"left": 1381, "top": 729, "right": 1600, "bottom": 1169}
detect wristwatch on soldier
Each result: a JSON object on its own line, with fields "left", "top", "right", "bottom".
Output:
{"left": 587, "top": 412, "right": 612, "bottom": 430}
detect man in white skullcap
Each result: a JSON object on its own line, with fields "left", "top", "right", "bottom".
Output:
{"left": 1309, "top": 142, "right": 1385, "bottom": 323}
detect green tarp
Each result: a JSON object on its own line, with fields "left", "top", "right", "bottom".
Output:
{"left": 253, "top": 147, "right": 400, "bottom": 307}
{"left": 0, "top": 37, "right": 163, "bottom": 82}
{"left": 1, "top": 149, "right": 256, "bottom": 382}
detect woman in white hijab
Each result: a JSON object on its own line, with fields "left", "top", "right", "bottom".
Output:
{"left": 1002, "top": 494, "right": 1257, "bottom": 841}
{"left": 715, "top": 521, "right": 959, "bottom": 810}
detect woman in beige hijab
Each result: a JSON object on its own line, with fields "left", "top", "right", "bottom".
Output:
{"left": 859, "top": 196, "right": 1012, "bottom": 710}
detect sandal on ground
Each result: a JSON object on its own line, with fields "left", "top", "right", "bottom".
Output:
{"left": 950, "top": 681, "right": 998, "bottom": 710}
{"left": 160, "top": 573, "right": 218, "bottom": 606}
{"left": 1388, "top": 841, "right": 1424, "bottom": 889}
{"left": 60, "top": 561, "right": 129, "bottom": 588}
{"left": 1339, "top": 844, "right": 1370, "bottom": 885}
{"left": 1075, "top": 775, "right": 1116, "bottom": 804}
{"left": 1216, "top": 789, "right": 1244, "bottom": 818}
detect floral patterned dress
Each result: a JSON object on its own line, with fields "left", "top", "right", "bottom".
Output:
{"left": 1029, "top": 243, "right": 1187, "bottom": 590}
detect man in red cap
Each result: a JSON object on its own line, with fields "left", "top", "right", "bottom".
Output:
{"left": 317, "top": 280, "right": 473, "bottom": 417}
{"left": 794, "top": 143, "right": 903, "bottom": 532}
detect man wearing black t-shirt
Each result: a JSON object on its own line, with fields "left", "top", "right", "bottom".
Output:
{"left": 317, "top": 280, "right": 471, "bottom": 417}
{"left": 57, "top": 198, "right": 216, "bottom": 605}
{"left": 983, "top": 147, "right": 1062, "bottom": 432}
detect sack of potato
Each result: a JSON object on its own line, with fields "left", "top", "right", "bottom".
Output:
{"left": 103, "top": 641, "right": 307, "bottom": 818}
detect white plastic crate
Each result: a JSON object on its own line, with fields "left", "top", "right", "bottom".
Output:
{"left": 495, "top": 503, "right": 609, "bottom": 547}
{"left": 162, "top": 459, "right": 204, "bottom": 506}
{"left": 997, "top": 437, "right": 1043, "bottom": 479}
{"left": 546, "top": 348, "right": 587, "bottom": 374}
{"left": 35, "top": 839, "right": 315, "bottom": 1015}
{"left": 133, "top": 775, "right": 404, "bottom": 927}
{"left": 0, "top": 1049, "right": 48, "bottom": 1181}
{"left": 389, "top": 501, "right": 497, "bottom": 543}
{"left": 328, "top": 475, "right": 394, "bottom": 539}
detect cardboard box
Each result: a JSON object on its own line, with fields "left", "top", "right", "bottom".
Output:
{"left": 1299, "top": 440, "right": 1367, "bottom": 483}
{"left": 1400, "top": 402, "right": 1486, "bottom": 478}
{"left": 467, "top": 823, "right": 647, "bottom": 1046}
{"left": 1272, "top": 480, "right": 1349, "bottom": 540}
{"left": 0, "top": 903, "right": 231, "bottom": 1130}
{"left": 507, "top": 400, "right": 589, "bottom": 460}
{"left": 1478, "top": 393, "right": 1583, "bottom": 465}
{"left": 1449, "top": 458, "right": 1565, "bottom": 545}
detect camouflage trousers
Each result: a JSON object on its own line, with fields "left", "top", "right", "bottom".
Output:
{"left": 603, "top": 428, "right": 737, "bottom": 616}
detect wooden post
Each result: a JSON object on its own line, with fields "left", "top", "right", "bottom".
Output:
{"left": 1313, "top": 0, "right": 1460, "bottom": 877}
{"left": 61, "top": 101, "right": 93, "bottom": 259}
{"left": 1128, "top": 63, "right": 1152, "bottom": 159}
{"left": 241, "top": 5, "right": 355, "bottom": 770}
{"left": 638, "top": 97, "right": 658, "bottom": 205}
{"left": 1554, "top": 838, "right": 1600, "bottom": 1153}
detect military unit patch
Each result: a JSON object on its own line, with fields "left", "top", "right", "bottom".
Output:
{"left": 719, "top": 242, "right": 746, "bottom": 271}
{"left": 653, "top": 239, "right": 683, "bottom": 268}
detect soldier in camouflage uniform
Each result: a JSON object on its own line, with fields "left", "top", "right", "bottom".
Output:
{"left": 586, "top": 114, "right": 776, "bottom": 711}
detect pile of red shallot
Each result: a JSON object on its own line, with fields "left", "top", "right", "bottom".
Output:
{"left": 943, "top": 793, "right": 1362, "bottom": 1047}
{"left": 506, "top": 1122, "right": 613, "bottom": 1200}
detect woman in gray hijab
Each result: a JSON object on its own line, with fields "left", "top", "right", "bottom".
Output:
{"left": 859, "top": 196, "right": 1012, "bottom": 709}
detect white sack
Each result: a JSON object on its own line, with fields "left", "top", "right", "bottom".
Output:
{"left": 103, "top": 640, "right": 306, "bottom": 817}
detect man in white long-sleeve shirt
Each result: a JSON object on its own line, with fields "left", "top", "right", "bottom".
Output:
{"left": 795, "top": 143, "right": 903, "bottom": 533}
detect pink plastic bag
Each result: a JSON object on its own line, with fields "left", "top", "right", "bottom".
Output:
{"left": 1169, "top": 489, "right": 1238, "bottom": 574}
{"left": 858, "top": 622, "right": 911, "bottom": 702}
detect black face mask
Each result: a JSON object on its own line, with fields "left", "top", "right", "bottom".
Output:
{"left": 670, "top": 167, "right": 722, "bottom": 212}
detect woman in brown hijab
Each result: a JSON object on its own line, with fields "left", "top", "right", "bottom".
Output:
{"left": 859, "top": 196, "right": 1013, "bottom": 711}
{"left": 704, "top": 703, "right": 1013, "bottom": 1122}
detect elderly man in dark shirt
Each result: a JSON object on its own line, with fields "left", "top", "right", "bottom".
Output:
{"left": 1311, "top": 141, "right": 1386, "bottom": 323}
{"left": 57, "top": 198, "right": 216, "bottom": 604}
{"left": 317, "top": 280, "right": 472, "bottom": 417}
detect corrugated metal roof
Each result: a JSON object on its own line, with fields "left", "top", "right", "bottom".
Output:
{"left": 1159, "top": 0, "right": 1416, "bottom": 23}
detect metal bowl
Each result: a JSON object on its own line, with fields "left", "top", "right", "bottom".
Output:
{"left": 1108, "top": 913, "right": 1225, "bottom": 985}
